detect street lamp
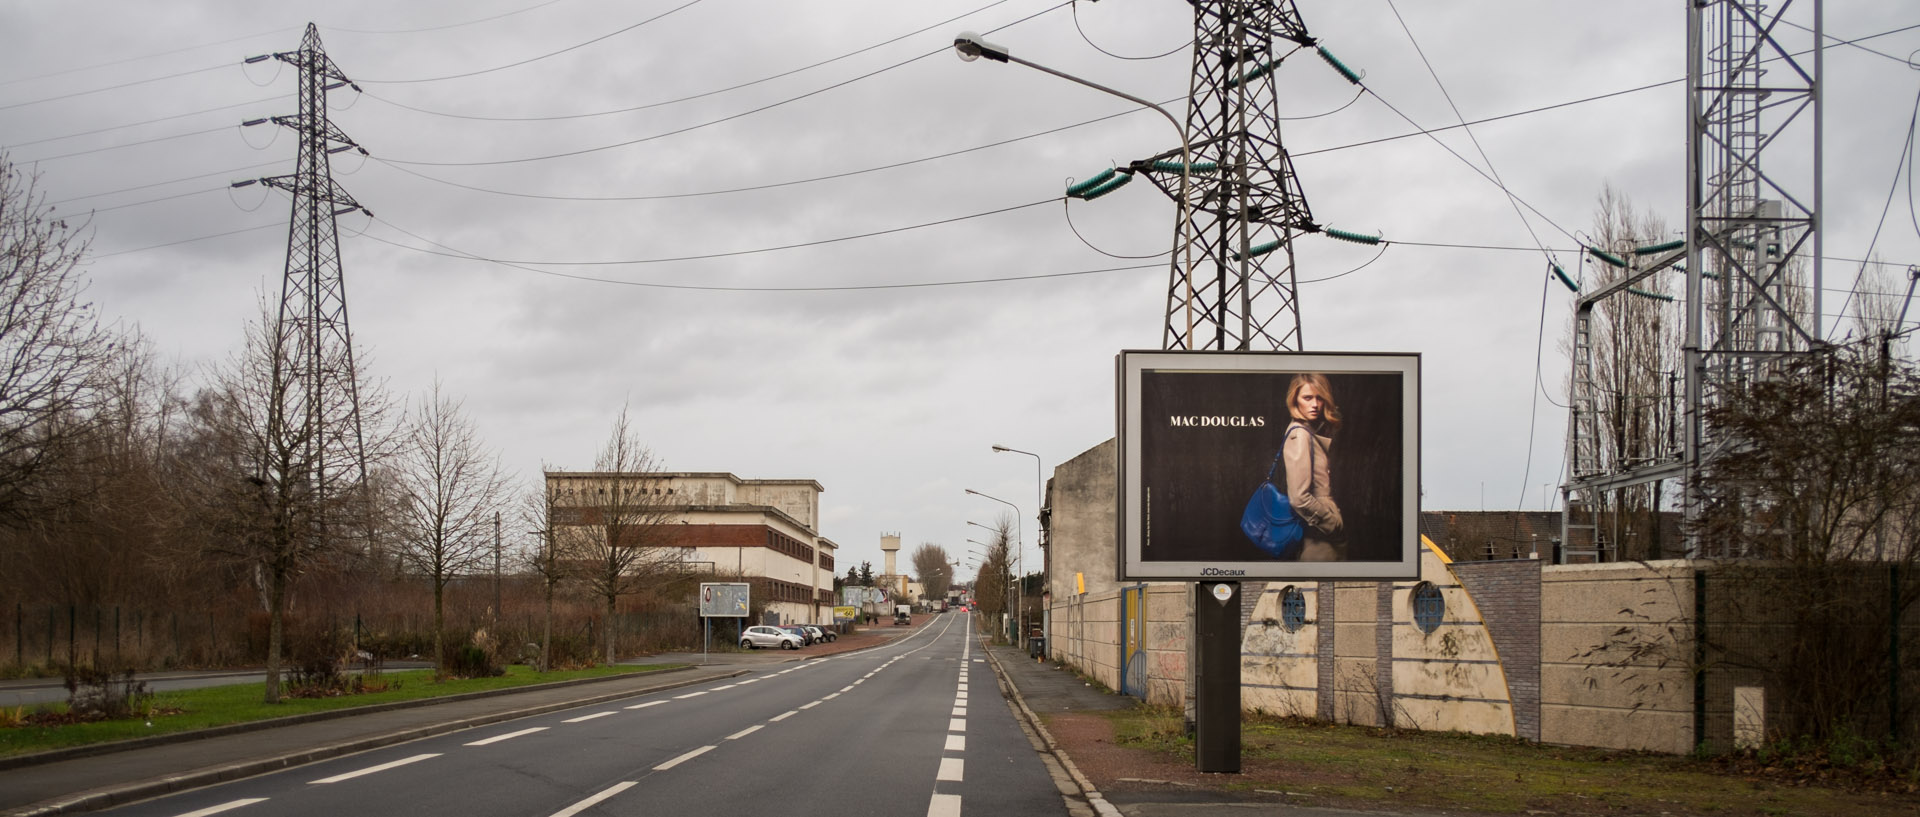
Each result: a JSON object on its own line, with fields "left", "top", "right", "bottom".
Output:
{"left": 954, "top": 32, "right": 1201, "bottom": 343}
{"left": 966, "top": 487, "right": 1026, "bottom": 645}
{"left": 992, "top": 444, "right": 1045, "bottom": 644}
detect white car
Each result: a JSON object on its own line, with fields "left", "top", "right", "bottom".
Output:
{"left": 740, "top": 625, "right": 803, "bottom": 650}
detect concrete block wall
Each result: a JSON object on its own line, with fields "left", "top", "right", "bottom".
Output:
{"left": 1540, "top": 561, "right": 1697, "bottom": 754}
{"left": 1047, "top": 590, "right": 1123, "bottom": 693}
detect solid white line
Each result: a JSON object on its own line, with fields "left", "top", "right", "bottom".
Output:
{"left": 945, "top": 734, "right": 966, "bottom": 752}
{"left": 548, "top": 782, "right": 634, "bottom": 817}
{"left": 465, "top": 727, "right": 548, "bottom": 746}
{"left": 309, "top": 753, "right": 440, "bottom": 784}
{"left": 949, "top": 718, "right": 966, "bottom": 732}
{"left": 937, "top": 757, "right": 964, "bottom": 782}
{"left": 626, "top": 700, "right": 667, "bottom": 710}
{"left": 653, "top": 745, "right": 716, "bottom": 771}
{"left": 799, "top": 701, "right": 822, "bottom": 710}
{"left": 564, "top": 711, "right": 616, "bottom": 723}
{"left": 726, "top": 725, "right": 763, "bottom": 740}
{"left": 927, "top": 792, "right": 962, "bottom": 817}
{"left": 674, "top": 691, "right": 709, "bottom": 699}
{"left": 771, "top": 710, "right": 798, "bottom": 721}
{"left": 173, "top": 799, "right": 268, "bottom": 817}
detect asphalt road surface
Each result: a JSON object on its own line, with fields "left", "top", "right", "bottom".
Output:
{"left": 93, "top": 614, "right": 1068, "bottom": 817}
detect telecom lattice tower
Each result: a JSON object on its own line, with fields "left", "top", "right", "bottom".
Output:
{"left": 1133, "top": 1, "right": 1319, "bottom": 352}
{"left": 240, "top": 23, "right": 373, "bottom": 513}
{"left": 1562, "top": 1, "right": 1822, "bottom": 560}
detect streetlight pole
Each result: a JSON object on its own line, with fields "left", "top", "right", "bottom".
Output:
{"left": 954, "top": 32, "right": 1199, "bottom": 344}
{"left": 993, "top": 445, "right": 1045, "bottom": 652}
{"left": 966, "top": 488, "right": 1025, "bottom": 646}
{"left": 966, "top": 535, "right": 1011, "bottom": 638}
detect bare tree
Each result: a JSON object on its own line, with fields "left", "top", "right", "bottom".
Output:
{"left": 391, "top": 380, "right": 509, "bottom": 678}
{"left": 564, "top": 405, "right": 681, "bottom": 665}
{"left": 521, "top": 471, "right": 572, "bottom": 672}
{"left": 911, "top": 542, "right": 953, "bottom": 605}
{"left": 0, "top": 155, "right": 114, "bottom": 526}
{"left": 972, "top": 517, "right": 1014, "bottom": 642}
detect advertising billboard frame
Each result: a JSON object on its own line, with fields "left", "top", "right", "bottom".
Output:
{"left": 1117, "top": 350, "right": 1421, "bottom": 581}
{"left": 699, "top": 582, "right": 751, "bottom": 618}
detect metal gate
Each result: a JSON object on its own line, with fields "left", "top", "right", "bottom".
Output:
{"left": 1120, "top": 584, "right": 1147, "bottom": 699}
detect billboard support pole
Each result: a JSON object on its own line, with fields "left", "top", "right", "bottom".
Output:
{"left": 1196, "top": 581, "right": 1241, "bottom": 773}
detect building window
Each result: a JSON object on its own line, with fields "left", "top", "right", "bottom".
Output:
{"left": 1411, "top": 582, "right": 1445, "bottom": 633}
{"left": 1280, "top": 586, "right": 1306, "bottom": 632}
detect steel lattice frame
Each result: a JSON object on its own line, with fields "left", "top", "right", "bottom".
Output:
{"left": 1135, "top": 1, "right": 1318, "bottom": 353}
{"left": 257, "top": 23, "right": 371, "bottom": 508}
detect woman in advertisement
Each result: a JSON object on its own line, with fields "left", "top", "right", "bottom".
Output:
{"left": 1285, "top": 373, "right": 1345, "bottom": 561}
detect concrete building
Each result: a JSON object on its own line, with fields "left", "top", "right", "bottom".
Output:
{"left": 546, "top": 471, "right": 837, "bottom": 625}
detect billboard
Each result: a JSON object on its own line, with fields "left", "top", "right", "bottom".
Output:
{"left": 699, "top": 582, "right": 750, "bottom": 618}
{"left": 1118, "top": 350, "right": 1420, "bottom": 581}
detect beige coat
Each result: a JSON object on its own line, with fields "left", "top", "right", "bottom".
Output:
{"left": 1283, "top": 421, "right": 1344, "bottom": 561}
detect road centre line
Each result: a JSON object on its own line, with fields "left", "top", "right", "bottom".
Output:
{"left": 173, "top": 799, "right": 268, "bottom": 817}
{"left": 309, "top": 753, "right": 440, "bottom": 784}
{"left": 823, "top": 692, "right": 840, "bottom": 700}
{"left": 465, "top": 727, "right": 548, "bottom": 746}
{"left": 548, "top": 781, "right": 634, "bottom": 817}
{"left": 840, "top": 685, "right": 855, "bottom": 692}
{"left": 625, "top": 700, "right": 667, "bottom": 710}
{"left": 945, "top": 734, "right": 966, "bottom": 752}
{"left": 563, "top": 712, "right": 616, "bottom": 723}
{"left": 937, "top": 757, "right": 964, "bottom": 782}
{"left": 674, "top": 691, "right": 709, "bottom": 699}
{"left": 737, "top": 678, "right": 759, "bottom": 684}
{"left": 725, "top": 725, "right": 763, "bottom": 740}
{"left": 771, "top": 710, "right": 798, "bottom": 722}
{"left": 799, "top": 701, "right": 822, "bottom": 709}
{"left": 653, "top": 745, "right": 716, "bottom": 771}
{"left": 949, "top": 718, "right": 966, "bottom": 731}
{"left": 957, "top": 691, "right": 967, "bottom": 701}
{"left": 712, "top": 684, "right": 737, "bottom": 690}
{"left": 927, "top": 792, "right": 962, "bottom": 817}
{"left": 951, "top": 706, "right": 966, "bottom": 717}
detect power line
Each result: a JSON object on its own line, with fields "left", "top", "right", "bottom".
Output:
{"left": 351, "top": 0, "right": 710, "bottom": 85}
{"left": 324, "top": 0, "right": 573, "bottom": 36}
{"left": 0, "top": 63, "right": 230, "bottom": 113}
{"left": 5, "top": 94, "right": 286, "bottom": 149}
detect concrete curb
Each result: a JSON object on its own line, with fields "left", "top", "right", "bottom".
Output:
{"left": 3, "top": 667, "right": 744, "bottom": 817}
{"left": 0, "top": 666, "right": 698, "bottom": 772}
{"left": 982, "top": 643, "right": 1124, "bottom": 817}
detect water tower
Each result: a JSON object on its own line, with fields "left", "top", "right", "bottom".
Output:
{"left": 879, "top": 532, "right": 901, "bottom": 581}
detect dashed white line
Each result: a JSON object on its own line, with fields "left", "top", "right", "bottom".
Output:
{"left": 626, "top": 700, "right": 667, "bottom": 710}
{"left": 956, "top": 691, "right": 968, "bottom": 701}
{"left": 937, "top": 757, "right": 965, "bottom": 782}
{"left": 726, "top": 725, "right": 764, "bottom": 740}
{"left": 823, "top": 693, "right": 841, "bottom": 700}
{"left": 309, "top": 753, "right": 440, "bottom": 784}
{"left": 737, "top": 678, "right": 760, "bottom": 685}
{"left": 674, "top": 691, "right": 709, "bottom": 699}
{"left": 549, "top": 782, "right": 634, "bottom": 817}
{"left": 799, "top": 701, "right": 822, "bottom": 710}
{"left": 770, "top": 710, "right": 798, "bottom": 722}
{"left": 174, "top": 799, "right": 268, "bottom": 817}
{"left": 949, "top": 718, "right": 966, "bottom": 731}
{"left": 840, "top": 685, "right": 855, "bottom": 692}
{"left": 945, "top": 734, "right": 966, "bottom": 752}
{"left": 951, "top": 706, "right": 966, "bottom": 717}
{"left": 927, "top": 792, "right": 962, "bottom": 817}
{"left": 712, "top": 684, "right": 737, "bottom": 691}
{"left": 653, "top": 745, "right": 716, "bottom": 771}
{"left": 466, "top": 727, "right": 548, "bottom": 746}
{"left": 564, "top": 711, "right": 616, "bottom": 723}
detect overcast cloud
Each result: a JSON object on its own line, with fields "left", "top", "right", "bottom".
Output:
{"left": 2, "top": 0, "right": 1915, "bottom": 579}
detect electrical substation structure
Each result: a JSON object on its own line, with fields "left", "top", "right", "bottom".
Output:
{"left": 1560, "top": 1, "right": 1822, "bottom": 561}
{"left": 234, "top": 23, "right": 374, "bottom": 515}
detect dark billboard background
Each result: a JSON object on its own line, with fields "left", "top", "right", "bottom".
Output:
{"left": 1138, "top": 369, "right": 1403, "bottom": 563}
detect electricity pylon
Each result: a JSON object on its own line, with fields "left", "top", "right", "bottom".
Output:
{"left": 235, "top": 23, "right": 372, "bottom": 515}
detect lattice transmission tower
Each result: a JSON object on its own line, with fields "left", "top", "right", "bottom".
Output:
{"left": 1561, "top": 1, "right": 1822, "bottom": 561}
{"left": 1132, "top": 1, "right": 1321, "bottom": 352}
{"left": 235, "top": 23, "right": 373, "bottom": 513}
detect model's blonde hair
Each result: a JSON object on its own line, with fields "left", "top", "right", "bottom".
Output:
{"left": 1286, "top": 372, "right": 1342, "bottom": 433}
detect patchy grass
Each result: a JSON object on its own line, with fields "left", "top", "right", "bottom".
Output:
{"left": 0, "top": 663, "right": 682, "bottom": 759}
{"left": 1081, "top": 708, "right": 1920, "bottom": 817}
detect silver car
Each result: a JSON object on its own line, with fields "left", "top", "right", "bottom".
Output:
{"left": 740, "top": 625, "right": 803, "bottom": 650}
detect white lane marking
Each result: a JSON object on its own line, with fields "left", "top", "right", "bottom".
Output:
{"left": 974, "top": 659, "right": 984, "bottom": 662}
{"left": 927, "top": 793, "right": 962, "bottom": 817}
{"left": 726, "top": 725, "right": 763, "bottom": 740}
{"left": 952, "top": 706, "right": 966, "bottom": 717}
{"left": 799, "top": 701, "right": 822, "bottom": 710}
{"left": 949, "top": 718, "right": 966, "bottom": 731}
{"left": 466, "top": 727, "right": 548, "bottom": 746}
{"left": 174, "top": 799, "right": 268, "bottom": 817}
{"left": 712, "top": 684, "right": 737, "bottom": 691}
{"left": 840, "top": 685, "right": 855, "bottom": 692}
{"left": 945, "top": 734, "right": 966, "bottom": 752}
{"left": 937, "top": 757, "right": 965, "bottom": 782}
{"left": 737, "top": 678, "right": 760, "bottom": 685}
{"left": 853, "top": 679, "right": 865, "bottom": 685}
{"left": 549, "top": 782, "right": 634, "bottom": 817}
{"left": 771, "top": 710, "right": 798, "bottom": 721}
{"left": 626, "top": 700, "right": 667, "bottom": 710}
{"left": 309, "top": 753, "right": 440, "bottom": 784}
{"left": 956, "top": 691, "right": 968, "bottom": 701}
{"left": 958, "top": 683, "right": 968, "bottom": 692}
{"left": 564, "top": 711, "right": 617, "bottom": 723}
{"left": 653, "top": 745, "right": 716, "bottom": 771}
{"left": 674, "top": 691, "right": 709, "bottom": 699}
{"left": 823, "top": 693, "right": 840, "bottom": 700}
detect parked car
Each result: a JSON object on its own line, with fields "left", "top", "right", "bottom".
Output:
{"left": 740, "top": 625, "right": 803, "bottom": 650}
{"left": 803, "top": 625, "right": 833, "bottom": 643}
{"left": 778, "top": 625, "right": 815, "bottom": 646}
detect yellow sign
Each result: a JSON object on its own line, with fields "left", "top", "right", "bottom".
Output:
{"left": 833, "top": 606, "right": 858, "bottom": 621}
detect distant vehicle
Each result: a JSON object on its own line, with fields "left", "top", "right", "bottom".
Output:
{"left": 741, "top": 625, "right": 803, "bottom": 650}
{"left": 805, "top": 625, "right": 835, "bottom": 643}
{"left": 894, "top": 604, "right": 912, "bottom": 625}
{"left": 779, "top": 625, "right": 816, "bottom": 646}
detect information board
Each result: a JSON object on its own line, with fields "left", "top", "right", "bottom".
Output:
{"left": 699, "top": 582, "right": 750, "bottom": 618}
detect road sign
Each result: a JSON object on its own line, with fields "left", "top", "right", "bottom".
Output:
{"left": 700, "top": 582, "right": 750, "bottom": 618}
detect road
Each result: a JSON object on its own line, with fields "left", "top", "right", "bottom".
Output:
{"left": 93, "top": 614, "right": 1068, "bottom": 817}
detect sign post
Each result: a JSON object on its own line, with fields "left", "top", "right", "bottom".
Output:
{"left": 699, "top": 583, "right": 750, "bottom": 664}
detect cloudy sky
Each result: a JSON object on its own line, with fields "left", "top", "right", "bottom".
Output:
{"left": 3, "top": 1, "right": 1916, "bottom": 580}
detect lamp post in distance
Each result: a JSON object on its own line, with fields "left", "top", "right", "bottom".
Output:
{"left": 966, "top": 487, "right": 1025, "bottom": 645}
{"left": 992, "top": 444, "right": 1045, "bottom": 651}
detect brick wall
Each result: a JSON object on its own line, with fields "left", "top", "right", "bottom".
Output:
{"left": 1453, "top": 559, "right": 1543, "bottom": 741}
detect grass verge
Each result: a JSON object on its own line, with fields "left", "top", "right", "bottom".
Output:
{"left": 0, "top": 663, "right": 682, "bottom": 759}
{"left": 1085, "top": 706, "right": 1920, "bottom": 817}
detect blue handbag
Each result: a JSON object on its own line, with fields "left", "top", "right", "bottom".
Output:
{"left": 1240, "top": 428, "right": 1306, "bottom": 560}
